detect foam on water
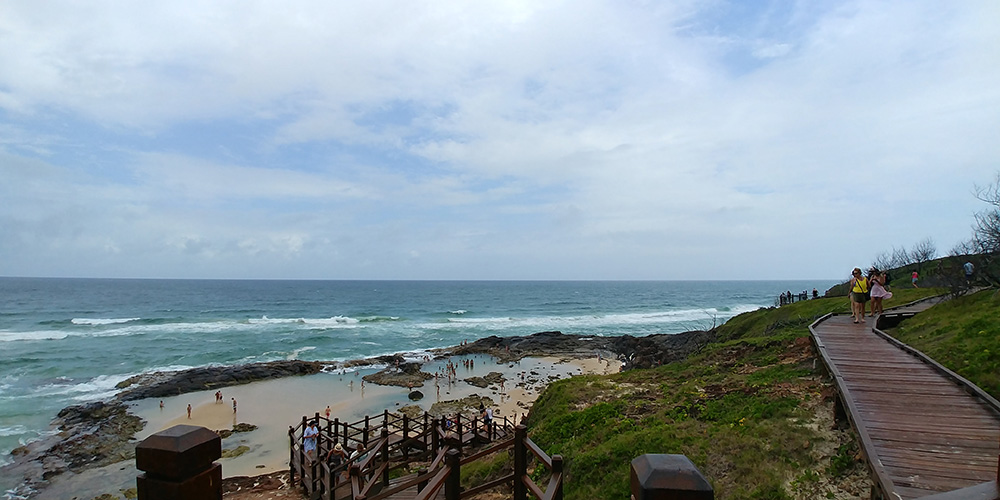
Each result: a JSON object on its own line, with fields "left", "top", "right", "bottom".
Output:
{"left": 0, "top": 330, "right": 69, "bottom": 342}
{"left": 0, "top": 277, "right": 836, "bottom": 486}
{"left": 70, "top": 317, "right": 141, "bottom": 326}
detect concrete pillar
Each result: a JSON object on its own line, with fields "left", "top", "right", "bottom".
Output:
{"left": 136, "top": 424, "right": 222, "bottom": 500}
{"left": 630, "top": 454, "right": 713, "bottom": 500}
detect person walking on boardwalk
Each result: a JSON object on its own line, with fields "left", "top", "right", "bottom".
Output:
{"left": 869, "top": 268, "right": 892, "bottom": 316}
{"left": 849, "top": 268, "right": 870, "bottom": 323}
{"left": 303, "top": 421, "right": 319, "bottom": 462}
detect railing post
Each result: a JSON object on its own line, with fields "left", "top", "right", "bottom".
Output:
{"left": 326, "top": 417, "right": 334, "bottom": 453}
{"left": 288, "top": 426, "right": 296, "bottom": 484}
{"left": 364, "top": 415, "right": 371, "bottom": 447}
{"left": 313, "top": 412, "right": 322, "bottom": 465}
{"left": 299, "top": 416, "right": 308, "bottom": 487}
{"left": 135, "top": 425, "right": 222, "bottom": 500}
{"left": 630, "top": 454, "right": 713, "bottom": 500}
{"left": 445, "top": 448, "right": 462, "bottom": 500}
{"left": 432, "top": 418, "right": 440, "bottom": 454}
{"left": 552, "top": 455, "right": 564, "bottom": 500}
{"left": 513, "top": 425, "right": 527, "bottom": 500}
{"left": 403, "top": 414, "right": 410, "bottom": 461}
{"left": 381, "top": 426, "right": 391, "bottom": 487}
{"left": 424, "top": 413, "right": 430, "bottom": 450}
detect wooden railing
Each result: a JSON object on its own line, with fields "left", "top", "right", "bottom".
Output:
{"left": 810, "top": 295, "right": 1000, "bottom": 500}
{"left": 394, "top": 425, "right": 563, "bottom": 500}
{"left": 289, "top": 411, "right": 560, "bottom": 500}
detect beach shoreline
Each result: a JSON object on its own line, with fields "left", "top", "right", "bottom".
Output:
{"left": 10, "top": 351, "right": 622, "bottom": 500}
{"left": 5, "top": 329, "right": 713, "bottom": 499}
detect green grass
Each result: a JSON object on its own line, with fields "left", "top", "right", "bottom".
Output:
{"left": 888, "top": 289, "right": 1000, "bottom": 399}
{"left": 521, "top": 286, "right": 952, "bottom": 499}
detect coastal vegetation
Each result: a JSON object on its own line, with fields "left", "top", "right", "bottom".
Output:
{"left": 464, "top": 286, "right": 946, "bottom": 499}
{"left": 885, "top": 288, "right": 1000, "bottom": 400}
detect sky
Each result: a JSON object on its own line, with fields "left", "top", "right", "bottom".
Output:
{"left": 1, "top": 1, "right": 998, "bottom": 281}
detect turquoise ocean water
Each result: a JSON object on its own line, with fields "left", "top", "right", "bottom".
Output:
{"left": 0, "top": 278, "right": 833, "bottom": 472}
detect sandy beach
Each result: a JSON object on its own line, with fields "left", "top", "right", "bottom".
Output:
{"left": 130, "top": 354, "right": 620, "bottom": 478}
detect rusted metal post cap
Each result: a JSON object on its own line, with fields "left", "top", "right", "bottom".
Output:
{"left": 630, "top": 454, "right": 713, "bottom": 500}
{"left": 136, "top": 424, "right": 222, "bottom": 480}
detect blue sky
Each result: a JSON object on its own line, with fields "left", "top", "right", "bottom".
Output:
{"left": 1, "top": 1, "right": 998, "bottom": 280}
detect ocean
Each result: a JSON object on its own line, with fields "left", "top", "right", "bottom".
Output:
{"left": 0, "top": 278, "right": 833, "bottom": 472}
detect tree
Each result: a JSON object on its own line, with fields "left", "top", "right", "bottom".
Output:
{"left": 973, "top": 174, "right": 1000, "bottom": 253}
{"left": 871, "top": 251, "right": 892, "bottom": 272}
{"left": 953, "top": 174, "right": 1000, "bottom": 288}
{"left": 910, "top": 237, "right": 937, "bottom": 272}
{"left": 890, "top": 246, "right": 911, "bottom": 269}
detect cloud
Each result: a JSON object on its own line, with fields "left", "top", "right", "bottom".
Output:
{"left": 0, "top": 0, "right": 998, "bottom": 279}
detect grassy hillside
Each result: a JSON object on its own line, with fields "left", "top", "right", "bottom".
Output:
{"left": 500, "top": 287, "right": 945, "bottom": 500}
{"left": 886, "top": 288, "right": 1000, "bottom": 400}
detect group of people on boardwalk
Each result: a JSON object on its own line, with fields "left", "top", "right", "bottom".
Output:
{"left": 302, "top": 419, "right": 367, "bottom": 473}
{"left": 849, "top": 267, "right": 893, "bottom": 323}
{"left": 778, "top": 288, "right": 819, "bottom": 305}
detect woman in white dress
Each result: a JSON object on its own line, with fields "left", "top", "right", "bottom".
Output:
{"left": 869, "top": 269, "right": 892, "bottom": 316}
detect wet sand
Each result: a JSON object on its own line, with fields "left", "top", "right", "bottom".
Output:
{"left": 129, "top": 354, "right": 620, "bottom": 478}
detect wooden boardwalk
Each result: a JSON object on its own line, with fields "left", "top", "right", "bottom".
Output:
{"left": 289, "top": 411, "right": 562, "bottom": 500}
{"left": 810, "top": 298, "right": 1000, "bottom": 499}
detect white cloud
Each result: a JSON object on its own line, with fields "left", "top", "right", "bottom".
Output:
{"left": 0, "top": 0, "right": 997, "bottom": 279}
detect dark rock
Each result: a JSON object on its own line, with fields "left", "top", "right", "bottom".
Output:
{"left": 116, "top": 360, "right": 325, "bottom": 401}
{"left": 363, "top": 363, "right": 434, "bottom": 388}
{"left": 232, "top": 423, "right": 258, "bottom": 433}
{"left": 408, "top": 390, "right": 424, "bottom": 401}
{"left": 464, "top": 377, "right": 489, "bottom": 388}
{"left": 436, "top": 330, "right": 714, "bottom": 371}
{"left": 1, "top": 400, "right": 143, "bottom": 496}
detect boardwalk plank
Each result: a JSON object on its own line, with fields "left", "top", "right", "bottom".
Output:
{"left": 811, "top": 304, "right": 1000, "bottom": 500}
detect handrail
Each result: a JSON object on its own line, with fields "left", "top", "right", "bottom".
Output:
{"left": 525, "top": 437, "right": 551, "bottom": 466}
{"left": 461, "top": 437, "right": 515, "bottom": 464}
{"left": 811, "top": 303, "right": 1000, "bottom": 500}
{"left": 871, "top": 322, "right": 1000, "bottom": 416}
{"left": 290, "top": 411, "right": 536, "bottom": 500}
{"left": 413, "top": 465, "right": 451, "bottom": 500}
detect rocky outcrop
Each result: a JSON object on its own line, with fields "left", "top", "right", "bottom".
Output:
{"left": 1, "top": 401, "right": 143, "bottom": 497}
{"left": 439, "top": 329, "right": 715, "bottom": 370}
{"left": 464, "top": 371, "right": 505, "bottom": 388}
{"left": 362, "top": 361, "right": 434, "bottom": 388}
{"left": 6, "top": 329, "right": 713, "bottom": 497}
{"left": 115, "top": 360, "right": 325, "bottom": 401}
{"left": 612, "top": 330, "right": 716, "bottom": 370}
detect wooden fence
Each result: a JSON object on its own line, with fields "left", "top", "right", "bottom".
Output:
{"left": 289, "top": 410, "right": 562, "bottom": 500}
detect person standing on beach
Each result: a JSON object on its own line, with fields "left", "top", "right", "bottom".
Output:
{"left": 325, "top": 405, "right": 331, "bottom": 419}
{"left": 232, "top": 398, "right": 237, "bottom": 413}
{"left": 186, "top": 404, "right": 192, "bottom": 419}
{"left": 849, "top": 268, "right": 870, "bottom": 324}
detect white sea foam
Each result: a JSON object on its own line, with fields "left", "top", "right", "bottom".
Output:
{"left": 0, "top": 330, "right": 69, "bottom": 342}
{"left": 286, "top": 346, "right": 316, "bottom": 360}
{"left": 71, "top": 317, "right": 141, "bottom": 325}
{"left": 449, "top": 310, "right": 467, "bottom": 315}
{"left": 24, "top": 374, "right": 138, "bottom": 405}
{"left": 0, "top": 425, "right": 26, "bottom": 437}
{"left": 425, "top": 305, "right": 762, "bottom": 332}
{"left": 249, "top": 315, "right": 363, "bottom": 328}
